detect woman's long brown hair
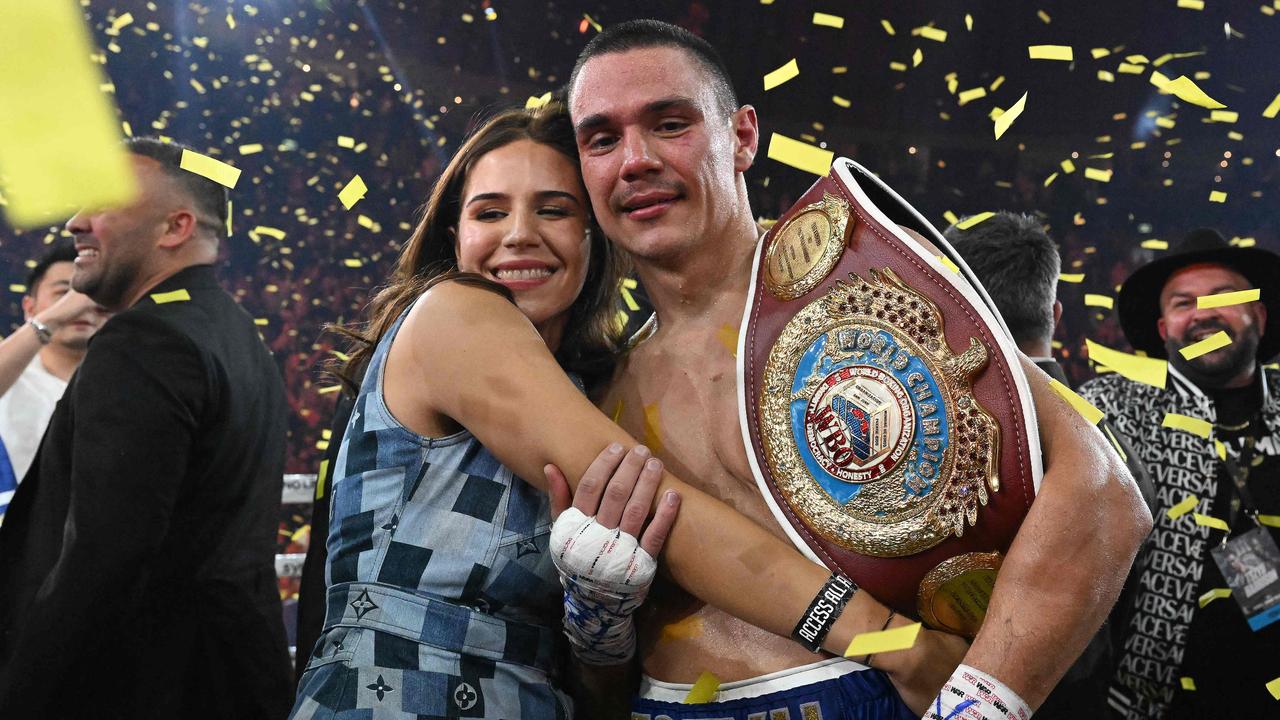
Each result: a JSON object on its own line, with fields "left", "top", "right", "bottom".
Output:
{"left": 333, "top": 102, "right": 625, "bottom": 391}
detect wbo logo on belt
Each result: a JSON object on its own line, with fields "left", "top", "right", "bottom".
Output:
{"left": 739, "top": 160, "right": 1043, "bottom": 637}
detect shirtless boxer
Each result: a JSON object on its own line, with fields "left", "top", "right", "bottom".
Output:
{"left": 564, "top": 19, "right": 1152, "bottom": 720}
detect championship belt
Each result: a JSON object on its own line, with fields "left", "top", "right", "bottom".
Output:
{"left": 738, "top": 158, "right": 1043, "bottom": 637}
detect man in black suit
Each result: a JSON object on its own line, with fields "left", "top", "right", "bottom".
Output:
{"left": 944, "top": 211, "right": 1154, "bottom": 719}
{"left": 0, "top": 138, "right": 292, "bottom": 718}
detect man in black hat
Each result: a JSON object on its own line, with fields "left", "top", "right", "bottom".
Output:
{"left": 1079, "top": 228, "right": 1280, "bottom": 719}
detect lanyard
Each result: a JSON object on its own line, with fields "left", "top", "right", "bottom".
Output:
{"left": 1220, "top": 424, "right": 1262, "bottom": 531}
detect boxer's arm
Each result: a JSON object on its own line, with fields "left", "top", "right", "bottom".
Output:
{"left": 959, "top": 357, "right": 1152, "bottom": 708}
{"left": 407, "top": 282, "right": 957, "bottom": 671}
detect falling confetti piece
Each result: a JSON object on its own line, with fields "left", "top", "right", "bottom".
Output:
{"left": 844, "top": 622, "right": 922, "bottom": 657}
{"left": 957, "top": 87, "right": 987, "bottom": 105}
{"left": 1257, "top": 515, "right": 1280, "bottom": 528}
{"left": 1193, "top": 513, "right": 1229, "bottom": 531}
{"left": 1043, "top": 172, "right": 1059, "bottom": 187}
{"left": 342, "top": 258, "right": 363, "bottom": 268}
{"left": 1180, "top": 677, "right": 1197, "bottom": 691}
{"left": 1167, "top": 494, "right": 1200, "bottom": 519}
{"left": 994, "top": 91, "right": 1028, "bottom": 139}
{"left": 881, "top": 19, "right": 895, "bottom": 35}
{"left": 179, "top": 149, "right": 241, "bottom": 189}
{"left": 918, "top": 26, "right": 947, "bottom": 42}
{"left": 1198, "top": 288, "right": 1260, "bottom": 309}
{"left": 684, "top": 672, "right": 720, "bottom": 703}
{"left": 1163, "top": 413, "right": 1212, "bottom": 439}
{"left": 1087, "top": 340, "right": 1168, "bottom": 388}
{"left": 1028, "top": 45, "right": 1073, "bottom": 61}
{"left": 1085, "top": 294, "right": 1114, "bottom": 309}
{"left": 767, "top": 133, "right": 833, "bottom": 176}
{"left": 832, "top": 95, "right": 851, "bottom": 108}
{"left": 1104, "top": 426, "right": 1128, "bottom": 461}
{"left": 1158, "top": 75, "right": 1226, "bottom": 109}
{"left": 238, "top": 143, "right": 263, "bottom": 155}
{"left": 151, "top": 289, "right": 191, "bottom": 304}
{"left": 1037, "top": 9, "right": 1052, "bottom": 22}
{"left": 1142, "top": 239, "right": 1169, "bottom": 250}
{"left": 338, "top": 174, "right": 368, "bottom": 209}
{"left": 1177, "top": 0, "right": 1205, "bottom": 8}
{"left": 1061, "top": 159, "right": 1076, "bottom": 173}
{"left": 763, "top": 59, "right": 800, "bottom": 91}
{"left": 812, "top": 12, "right": 844, "bottom": 28}
{"left": 1264, "top": 93, "right": 1280, "bottom": 118}
{"left": 1060, "top": 273, "right": 1085, "bottom": 282}
{"left": 337, "top": 135, "right": 355, "bottom": 148}
{"left": 937, "top": 255, "right": 961, "bottom": 273}
{"left": 955, "top": 211, "right": 995, "bottom": 230}
{"left": 1209, "top": 190, "right": 1227, "bottom": 203}
{"left": 1049, "top": 379, "right": 1104, "bottom": 424}
{"left": 0, "top": 0, "right": 138, "bottom": 226}
{"left": 1198, "top": 588, "right": 1231, "bottom": 608}
{"left": 1084, "top": 167, "right": 1113, "bottom": 182}
{"left": 525, "top": 92, "right": 551, "bottom": 109}
{"left": 1266, "top": 677, "right": 1280, "bottom": 700}
{"left": 965, "top": 14, "right": 974, "bottom": 30}
{"left": 1210, "top": 110, "right": 1238, "bottom": 123}
{"left": 1215, "top": 440, "right": 1227, "bottom": 460}
{"left": 913, "top": 48, "right": 924, "bottom": 67}
{"left": 1180, "top": 331, "right": 1231, "bottom": 359}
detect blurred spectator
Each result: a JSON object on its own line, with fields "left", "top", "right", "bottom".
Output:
{"left": 0, "top": 138, "right": 292, "bottom": 718}
{"left": 0, "top": 241, "right": 105, "bottom": 486}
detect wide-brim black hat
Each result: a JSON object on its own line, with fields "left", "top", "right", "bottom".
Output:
{"left": 1117, "top": 228, "right": 1280, "bottom": 361}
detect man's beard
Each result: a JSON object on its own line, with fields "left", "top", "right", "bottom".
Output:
{"left": 1165, "top": 318, "right": 1260, "bottom": 389}
{"left": 73, "top": 254, "right": 141, "bottom": 310}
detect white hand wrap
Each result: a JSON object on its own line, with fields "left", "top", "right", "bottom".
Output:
{"left": 549, "top": 507, "right": 657, "bottom": 665}
{"left": 922, "top": 664, "right": 1033, "bottom": 720}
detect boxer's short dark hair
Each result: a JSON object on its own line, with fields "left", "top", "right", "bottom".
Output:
{"left": 569, "top": 19, "right": 739, "bottom": 116}
{"left": 126, "top": 136, "right": 229, "bottom": 242}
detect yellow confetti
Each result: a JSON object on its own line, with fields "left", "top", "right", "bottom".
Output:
{"left": 1155, "top": 116, "right": 1177, "bottom": 129}
{"left": 1049, "top": 379, "right": 1105, "bottom": 424}
{"left": 1163, "top": 413, "right": 1212, "bottom": 439}
{"left": 315, "top": 458, "right": 330, "bottom": 498}
{"left": 1215, "top": 439, "right": 1227, "bottom": 460}
{"left": 610, "top": 399, "right": 624, "bottom": 423}
{"left": 238, "top": 143, "right": 263, "bottom": 155}
{"left": 179, "top": 149, "right": 240, "bottom": 189}
{"left": 965, "top": 14, "right": 973, "bottom": 30}
{"left": 1264, "top": 93, "right": 1280, "bottom": 119}
{"left": 1061, "top": 159, "right": 1076, "bottom": 173}
{"left": 844, "top": 622, "right": 922, "bottom": 657}
{"left": 1168, "top": 495, "right": 1200, "bottom": 519}
{"left": 619, "top": 277, "right": 640, "bottom": 311}
{"left": 1258, "top": 515, "right": 1280, "bottom": 528}
{"left": 581, "top": 13, "right": 602, "bottom": 32}
{"left": 1060, "top": 273, "right": 1085, "bottom": 282}
{"left": 1198, "top": 288, "right": 1260, "bottom": 309}
{"left": 1117, "top": 63, "right": 1146, "bottom": 74}
{"left": 1181, "top": 677, "right": 1197, "bottom": 691}
{"left": 337, "top": 135, "right": 355, "bottom": 148}
{"left": 833, "top": 95, "right": 851, "bottom": 108}
{"left": 1210, "top": 110, "right": 1238, "bottom": 123}
{"left": 254, "top": 318, "right": 269, "bottom": 326}
{"left": 342, "top": 258, "right": 364, "bottom": 268}
{"left": 1193, "top": 513, "right": 1229, "bottom": 531}
{"left": 766, "top": 133, "right": 833, "bottom": 176}
{"left": 989, "top": 76, "right": 1006, "bottom": 91}
{"left": 938, "top": 255, "right": 961, "bottom": 273}
{"left": 1142, "top": 239, "right": 1169, "bottom": 250}
{"left": 0, "top": 0, "right": 139, "bottom": 227}
{"left": 1105, "top": 426, "right": 1128, "bottom": 462}
{"left": 918, "top": 26, "right": 947, "bottom": 43}
{"left": 881, "top": 19, "right": 895, "bottom": 35}
{"left": 524, "top": 92, "right": 552, "bottom": 109}
{"left": 1198, "top": 588, "right": 1231, "bottom": 608}
{"left": 1084, "top": 167, "right": 1113, "bottom": 183}
{"left": 643, "top": 403, "right": 665, "bottom": 454}
{"left": 994, "top": 91, "right": 1028, "bottom": 139}
{"left": 1180, "top": 331, "right": 1231, "bottom": 359}
{"left": 763, "top": 59, "right": 800, "bottom": 91}
{"left": 1209, "top": 190, "right": 1227, "bottom": 203}
{"left": 660, "top": 615, "right": 704, "bottom": 642}
{"left": 1085, "top": 294, "right": 1114, "bottom": 309}
{"left": 831, "top": 66, "right": 848, "bottom": 74}
{"left": 955, "top": 211, "right": 995, "bottom": 230}
{"left": 1043, "top": 171, "right": 1059, "bottom": 187}
{"left": 943, "top": 211, "right": 960, "bottom": 226}
{"left": 338, "top": 174, "right": 368, "bottom": 210}
{"left": 249, "top": 225, "right": 286, "bottom": 241}
{"left": 718, "top": 324, "right": 739, "bottom": 357}
{"left": 1153, "top": 50, "right": 1206, "bottom": 67}
{"left": 1091, "top": 47, "right": 1113, "bottom": 59}
{"left": 1028, "top": 45, "right": 1073, "bottom": 61}
{"left": 1158, "top": 75, "right": 1226, "bottom": 109}
{"left": 812, "top": 12, "right": 844, "bottom": 28}
{"left": 684, "top": 671, "right": 720, "bottom": 704}
{"left": 1037, "top": 9, "right": 1052, "bottom": 22}
{"left": 889, "top": 61, "right": 908, "bottom": 72}
{"left": 1177, "top": 0, "right": 1205, "bottom": 8}
{"left": 913, "top": 48, "right": 924, "bottom": 67}
{"left": 1266, "top": 677, "right": 1280, "bottom": 700}
{"left": 1087, "top": 340, "right": 1168, "bottom": 388}
{"left": 150, "top": 288, "right": 191, "bottom": 304}
{"left": 957, "top": 87, "right": 987, "bottom": 105}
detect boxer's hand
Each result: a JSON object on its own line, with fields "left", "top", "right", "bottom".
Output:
{"left": 544, "top": 444, "right": 680, "bottom": 664}
{"left": 876, "top": 619, "right": 969, "bottom": 715}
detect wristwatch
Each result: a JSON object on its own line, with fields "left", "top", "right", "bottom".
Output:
{"left": 28, "top": 317, "right": 53, "bottom": 344}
